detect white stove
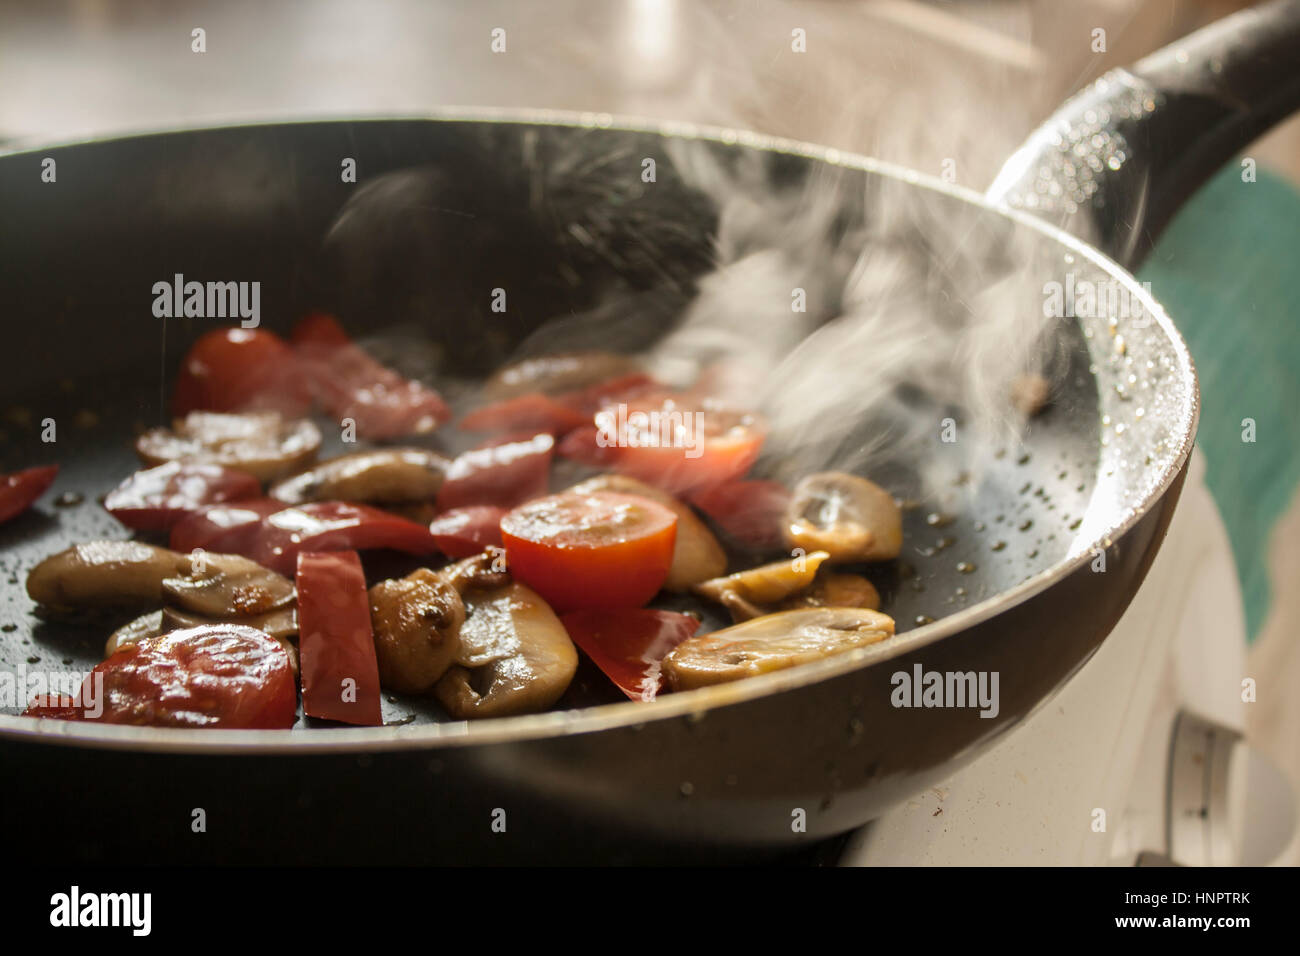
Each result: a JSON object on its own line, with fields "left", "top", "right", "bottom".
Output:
{"left": 841, "top": 448, "right": 1297, "bottom": 866}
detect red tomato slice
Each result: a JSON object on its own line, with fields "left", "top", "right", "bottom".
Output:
{"left": 171, "top": 499, "right": 437, "bottom": 575}
{"left": 58, "top": 625, "right": 297, "bottom": 728}
{"left": 173, "top": 327, "right": 310, "bottom": 418}
{"left": 293, "top": 312, "right": 450, "bottom": 440}
{"left": 501, "top": 491, "right": 677, "bottom": 612}
{"left": 690, "top": 479, "right": 792, "bottom": 552}
{"left": 458, "top": 393, "right": 588, "bottom": 436}
{"left": 435, "top": 432, "right": 554, "bottom": 511}
{"left": 559, "top": 397, "right": 765, "bottom": 496}
{"left": 561, "top": 608, "right": 699, "bottom": 702}
{"left": 0, "top": 465, "right": 58, "bottom": 524}
{"left": 296, "top": 550, "right": 383, "bottom": 726}
{"left": 104, "top": 461, "right": 261, "bottom": 532}
{"left": 428, "top": 505, "right": 505, "bottom": 559}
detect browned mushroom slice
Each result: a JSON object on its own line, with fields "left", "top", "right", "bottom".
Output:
{"left": 481, "top": 351, "right": 642, "bottom": 401}
{"left": 442, "top": 548, "right": 511, "bottom": 596}
{"left": 782, "top": 571, "right": 881, "bottom": 612}
{"left": 27, "top": 541, "right": 189, "bottom": 611}
{"left": 105, "top": 610, "right": 164, "bottom": 656}
{"left": 784, "top": 472, "right": 902, "bottom": 563}
{"left": 569, "top": 474, "right": 726, "bottom": 591}
{"left": 368, "top": 569, "right": 465, "bottom": 694}
{"left": 693, "top": 551, "right": 830, "bottom": 622}
{"left": 434, "top": 582, "right": 577, "bottom": 719}
{"left": 662, "top": 607, "right": 895, "bottom": 691}
{"left": 136, "top": 411, "right": 321, "bottom": 482}
{"left": 268, "top": 448, "right": 450, "bottom": 505}
{"left": 161, "top": 552, "right": 295, "bottom": 617}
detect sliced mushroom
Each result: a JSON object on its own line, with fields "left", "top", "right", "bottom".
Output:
{"left": 27, "top": 541, "right": 188, "bottom": 611}
{"left": 783, "top": 572, "right": 881, "bottom": 613}
{"left": 442, "top": 548, "right": 511, "bottom": 596}
{"left": 106, "top": 610, "right": 164, "bottom": 656}
{"left": 161, "top": 552, "right": 295, "bottom": 617}
{"left": 368, "top": 569, "right": 465, "bottom": 694}
{"left": 784, "top": 472, "right": 902, "bottom": 563}
{"left": 693, "top": 551, "right": 830, "bottom": 622}
{"left": 268, "top": 448, "right": 450, "bottom": 505}
{"left": 482, "top": 351, "right": 642, "bottom": 401}
{"left": 434, "top": 582, "right": 577, "bottom": 719}
{"left": 662, "top": 607, "right": 896, "bottom": 691}
{"left": 137, "top": 411, "right": 321, "bottom": 482}
{"left": 570, "top": 474, "right": 726, "bottom": 591}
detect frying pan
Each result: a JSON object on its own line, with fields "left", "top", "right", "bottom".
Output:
{"left": 0, "top": 3, "right": 1296, "bottom": 864}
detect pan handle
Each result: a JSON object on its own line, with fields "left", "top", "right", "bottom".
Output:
{"left": 987, "top": 0, "right": 1300, "bottom": 268}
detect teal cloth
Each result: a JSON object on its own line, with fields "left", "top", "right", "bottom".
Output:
{"left": 1139, "top": 164, "right": 1300, "bottom": 642}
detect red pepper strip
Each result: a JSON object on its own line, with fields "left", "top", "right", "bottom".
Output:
{"left": 171, "top": 499, "right": 438, "bottom": 575}
{"left": 293, "top": 312, "right": 450, "bottom": 440}
{"left": 560, "top": 608, "right": 700, "bottom": 702}
{"left": 458, "top": 393, "right": 589, "bottom": 436}
{"left": 104, "top": 461, "right": 261, "bottom": 532}
{"left": 435, "top": 432, "right": 554, "bottom": 511}
{"left": 295, "top": 551, "right": 383, "bottom": 726}
{"left": 0, "top": 465, "right": 58, "bottom": 524}
{"left": 690, "top": 479, "right": 792, "bottom": 552}
{"left": 428, "top": 505, "right": 505, "bottom": 559}
{"left": 22, "top": 693, "right": 84, "bottom": 721}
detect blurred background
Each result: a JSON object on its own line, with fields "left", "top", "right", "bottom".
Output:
{"left": 1, "top": 0, "right": 1297, "bottom": 861}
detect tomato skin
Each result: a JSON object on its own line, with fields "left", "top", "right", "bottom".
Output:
{"left": 0, "top": 465, "right": 58, "bottom": 524}
{"left": 173, "top": 328, "right": 309, "bottom": 418}
{"left": 435, "top": 432, "right": 554, "bottom": 511}
{"left": 428, "top": 505, "right": 505, "bottom": 559}
{"left": 690, "top": 479, "right": 792, "bottom": 552}
{"left": 22, "top": 693, "right": 83, "bottom": 721}
{"left": 292, "top": 312, "right": 451, "bottom": 440}
{"left": 560, "top": 608, "right": 699, "bottom": 701}
{"left": 296, "top": 551, "right": 383, "bottom": 725}
{"left": 171, "top": 499, "right": 437, "bottom": 575}
{"left": 104, "top": 462, "right": 261, "bottom": 532}
{"left": 76, "top": 625, "right": 297, "bottom": 728}
{"left": 500, "top": 491, "right": 677, "bottom": 612}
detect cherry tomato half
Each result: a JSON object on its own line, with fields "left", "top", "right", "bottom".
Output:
{"left": 501, "top": 491, "right": 677, "bottom": 612}
{"left": 0, "top": 465, "right": 58, "bottom": 524}
{"left": 173, "top": 327, "right": 309, "bottom": 418}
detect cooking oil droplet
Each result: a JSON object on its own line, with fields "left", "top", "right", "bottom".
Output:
{"left": 954, "top": 586, "right": 967, "bottom": 597}
{"left": 973, "top": 520, "right": 986, "bottom": 533}
{"left": 1017, "top": 453, "right": 1031, "bottom": 465}
{"left": 679, "top": 782, "right": 695, "bottom": 798}
{"left": 1028, "top": 548, "right": 1039, "bottom": 559}
{"left": 925, "top": 512, "right": 954, "bottom": 528}
{"left": 956, "top": 561, "right": 976, "bottom": 574}
{"left": 1069, "top": 517, "right": 1082, "bottom": 530}
{"left": 991, "top": 540, "right": 1007, "bottom": 552}
{"left": 54, "top": 492, "right": 83, "bottom": 507}
{"left": 934, "top": 536, "right": 955, "bottom": 552}
{"left": 910, "top": 579, "right": 926, "bottom": 592}
{"left": 914, "top": 614, "right": 934, "bottom": 626}
{"left": 0, "top": 623, "right": 16, "bottom": 633}
{"left": 1019, "top": 519, "right": 1034, "bottom": 531}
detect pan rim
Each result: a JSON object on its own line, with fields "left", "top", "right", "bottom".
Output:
{"left": 0, "top": 107, "right": 1199, "bottom": 753}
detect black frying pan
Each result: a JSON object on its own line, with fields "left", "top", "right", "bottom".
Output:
{"left": 0, "top": 2, "right": 1296, "bottom": 864}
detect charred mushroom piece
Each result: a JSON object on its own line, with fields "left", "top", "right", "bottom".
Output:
{"left": 161, "top": 552, "right": 295, "bottom": 617}
{"left": 434, "top": 582, "right": 577, "bottom": 718}
{"left": 783, "top": 571, "right": 881, "bottom": 612}
{"left": 784, "top": 472, "right": 902, "bottom": 563}
{"left": 136, "top": 411, "right": 321, "bottom": 483}
{"left": 368, "top": 569, "right": 466, "bottom": 694}
{"left": 569, "top": 474, "right": 726, "bottom": 591}
{"left": 482, "top": 351, "right": 642, "bottom": 401}
{"left": 693, "top": 551, "right": 830, "bottom": 622}
{"left": 662, "top": 607, "right": 895, "bottom": 691}
{"left": 268, "top": 448, "right": 450, "bottom": 505}
{"left": 27, "top": 541, "right": 188, "bottom": 611}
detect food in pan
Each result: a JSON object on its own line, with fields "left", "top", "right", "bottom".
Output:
{"left": 16, "top": 320, "right": 907, "bottom": 728}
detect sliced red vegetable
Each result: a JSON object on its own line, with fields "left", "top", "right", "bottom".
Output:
{"left": 460, "top": 372, "right": 658, "bottom": 437}
{"left": 25, "top": 625, "right": 297, "bottom": 728}
{"left": 292, "top": 312, "right": 450, "bottom": 440}
{"left": 104, "top": 461, "right": 261, "bottom": 532}
{"left": 428, "top": 505, "right": 505, "bottom": 559}
{"left": 690, "top": 479, "right": 792, "bottom": 552}
{"left": 173, "top": 327, "right": 310, "bottom": 418}
{"left": 0, "top": 465, "right": 58, "bottom": 524}
{"left": 435, "top": 432, "right": 554, "bottom": 511}
{"left": 22, "top": 693, "right": 84, "bottom": 721}
{"left": 561, "top": 608, "right": 699, "bottom": 702}
{"left": 295, "top": 550, "right": 383, "bottom": 726}
{"left": 171, "top": 499, "right": 437, "bottom": 575}
{"left": 500, "top": 490, "right": 677, "bottom": 612}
